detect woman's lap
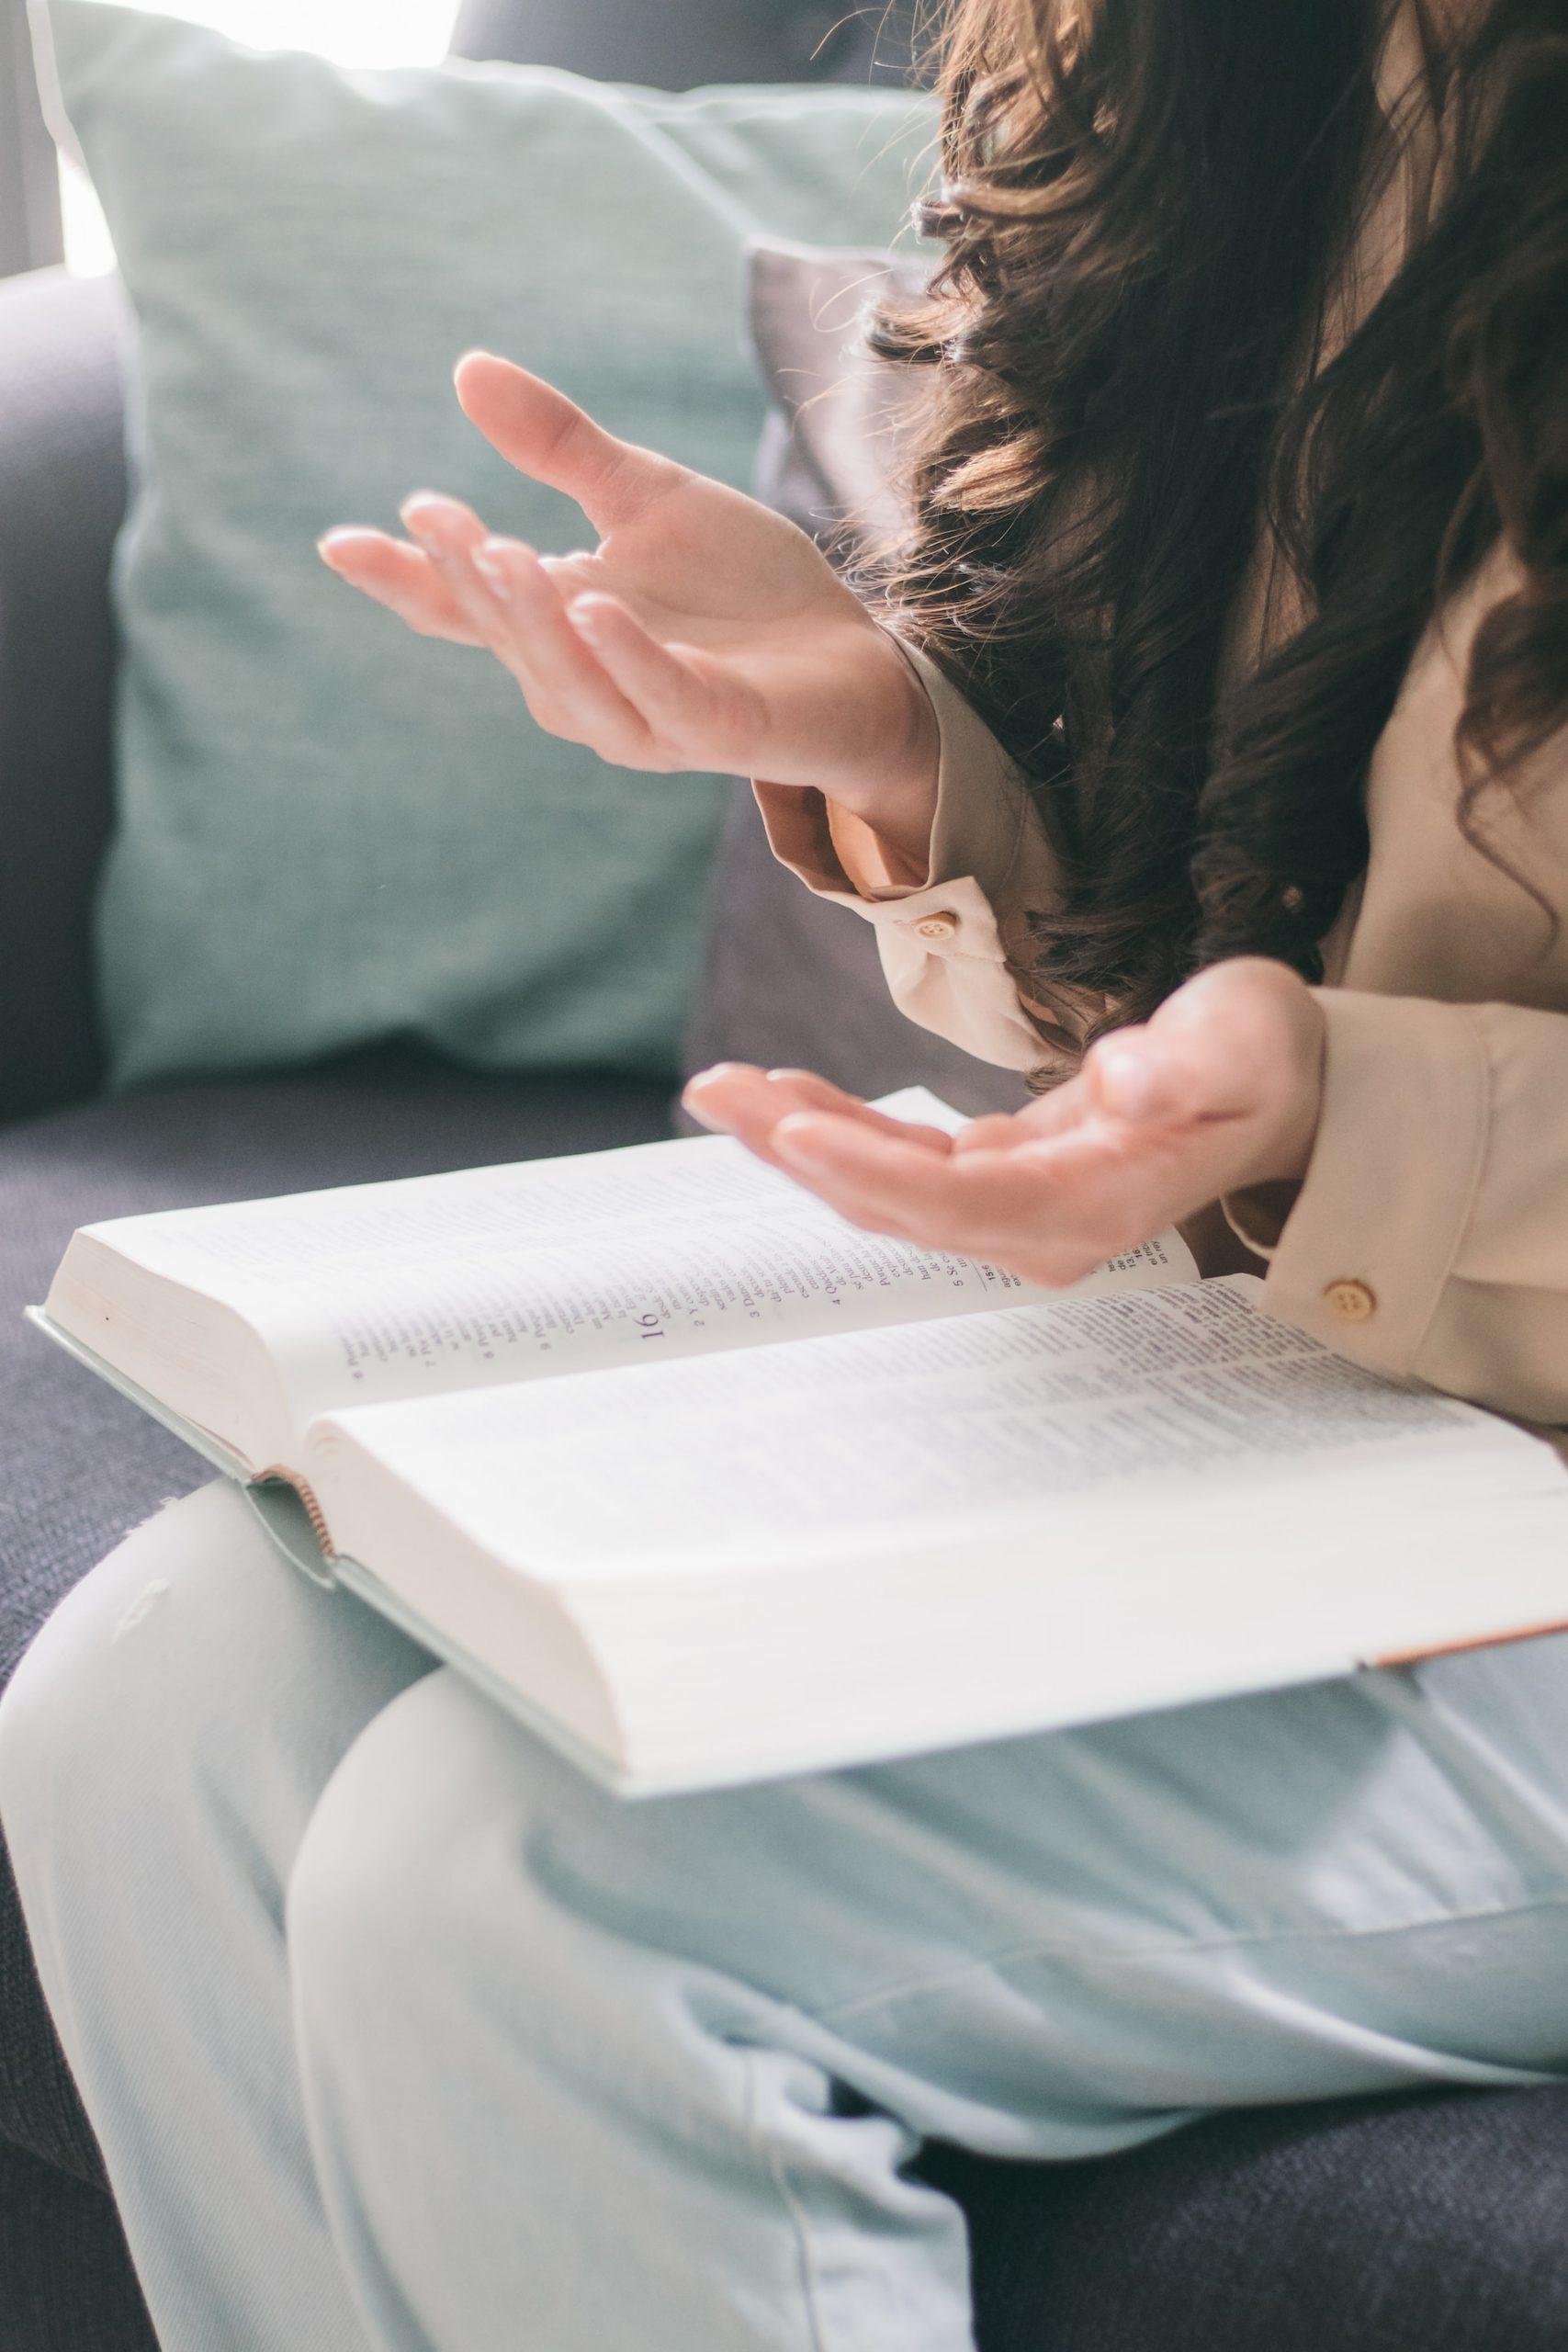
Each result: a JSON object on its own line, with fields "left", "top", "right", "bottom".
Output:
{"left": 0, "top": 1484, "right": 433, "bottom": 2349}
{"left": 278, "top": 1622, "right": 1568, "bottom": 2158}
{"left": 5, "top": 1478, "right": 1568, "bottom": 2347}
{"left": 6, "top": 1477, "right": 1568, "bottom": 2131}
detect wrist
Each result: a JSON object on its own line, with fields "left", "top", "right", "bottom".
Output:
{"left": 1246, "top": 989, "right": 1326, "bottom": 1187}
{"left": 828, "top": 626, "right": 941, "bottom": 867}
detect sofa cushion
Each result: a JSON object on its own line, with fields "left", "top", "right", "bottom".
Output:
{"left": 746, "top": 238, "right": 923, "bottom": 558}
{"left": 929, "top": 2084, "right": 1568, "bottom": 2351}
{"left": 0, "top": 1046, "right": 673, "bottom": 2179}
{"left": 683, "top": 237, "right": 1026, "bottom": 1116}
{"left": 32, "top": 0, "right": 935, "bottom": 1091}
{"left": 0, "top": 2138, "right": 154, "bottom": 2352}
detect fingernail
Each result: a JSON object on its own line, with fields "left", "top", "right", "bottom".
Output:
{"left": 772, "top": 1115, "right": 829, "bottom": 1169}
{"left": 681, "top": 1076, "right": 729, "bottom": 1130}
{"left": 472, "top": 544, "right": 512, "bottom": 602}
{"left": 568, "top": 601, "right": 603, "bottom": 646}
{"left": 399, "top": 493, "right": 446, "bottom": 537}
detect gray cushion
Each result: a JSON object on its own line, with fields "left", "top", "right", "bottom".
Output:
{"left": 0, "top": 2139, "right": 153, "bottom": 2352}
{"left": 0, "top": 1048, "right": 674, "bottom": 2184}
{"left": 747, "top": 238, "right": 923, "bottom": 558}
{"left": 682, "top": 240, "right": 1026, "bottom": 1119}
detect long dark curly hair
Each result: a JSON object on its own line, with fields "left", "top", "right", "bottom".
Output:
{"left": 870, "top": 0, "right": 1568, "bottom": 1045}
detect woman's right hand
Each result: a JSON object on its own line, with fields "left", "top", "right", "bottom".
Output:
{"left": 319, "top": 351, "right": 940, "bottom": 862}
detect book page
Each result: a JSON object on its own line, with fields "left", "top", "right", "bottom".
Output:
{"left": 74, "top": 1092, "right": 1195, "bottom": 1442}
{"left": 309, "top": 1275, "right": 1563, "bottom": 1589}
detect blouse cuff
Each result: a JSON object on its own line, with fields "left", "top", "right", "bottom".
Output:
{"left": 752, "top": 635, "right": 1039, "bottom": 912}
{"left": 1238, "top": 989, "right": 1491, "bottom": 1377}
{"left": 751, "top": 638, "right": 1067, "bottom": 1073}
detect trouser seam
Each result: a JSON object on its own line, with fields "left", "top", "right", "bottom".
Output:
{"left": 812, "top": 1884, "right": 1568, "bottom": 2030}
{"left": 744, "top": 2043, "right": 830, "bottom": 2352}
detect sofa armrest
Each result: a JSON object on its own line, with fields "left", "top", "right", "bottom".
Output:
{"left": 0, "top": 267, "right": 128, "bottom": 1124}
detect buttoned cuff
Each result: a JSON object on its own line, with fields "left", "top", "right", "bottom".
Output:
{"left": 1239, "top": 989, "right": 1492, "bottom": 1377}
{"left": 752, "top": 637, "right": 1066, "bottom": 1073}
{"left": 753, "top": 636, "right": 1037, "bottom": 908}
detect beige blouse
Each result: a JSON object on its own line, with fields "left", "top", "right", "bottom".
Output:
{"left": 751, "top": 3, "right": 1568, "bottom": 1430}
{"left": 758, "top": 570, "right": 1568, "bottom": 1429}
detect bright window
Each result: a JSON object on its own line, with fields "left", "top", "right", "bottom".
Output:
{"left": 64, "top": 2, "right": 463, "bottom": 274}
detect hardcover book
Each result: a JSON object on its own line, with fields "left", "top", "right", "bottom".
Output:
{"left": 32, "top": 1091, "right": 1568, "bottom": 1795}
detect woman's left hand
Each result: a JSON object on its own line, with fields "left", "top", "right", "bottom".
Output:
{"left": 684, "top": 959, "right": 1325, "bottom": 1285}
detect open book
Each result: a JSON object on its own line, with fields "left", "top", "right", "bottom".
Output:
{"left": 32, "top": 1090, "right": 1568, "bottom": 1795}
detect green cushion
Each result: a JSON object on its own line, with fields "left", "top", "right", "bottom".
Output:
{"left": 32, "top": 1, "right": 934, "bottom": 1085}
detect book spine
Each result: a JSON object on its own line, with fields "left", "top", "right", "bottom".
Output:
{"left": 254, "top": 1467, "right": 336, "bottom": 1564}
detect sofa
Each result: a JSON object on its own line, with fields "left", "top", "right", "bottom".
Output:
{"left": 4, "top": 4, "right": 1568, "bottom": 2346}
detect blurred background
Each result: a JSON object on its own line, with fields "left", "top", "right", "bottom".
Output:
{"left": 4, "top": 3, "right": 464, "bottom": 276}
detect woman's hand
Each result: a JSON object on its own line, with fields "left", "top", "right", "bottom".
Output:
{"left": 684, "top": 960, "right": 1325, "bottom": 1284}
{"left": 318, "top": 351, "right": 940, "bottom": 864}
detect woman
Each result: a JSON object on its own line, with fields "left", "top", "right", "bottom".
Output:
{"left": 4, "top": 1, "right": 1567, "bottom": 2346}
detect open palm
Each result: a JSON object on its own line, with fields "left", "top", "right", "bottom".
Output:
{"left": 319, "top": 351, "right": 935, "bottom": 831}
{"left": 685, "top": 961, "right": 1326, "bottom": 1287}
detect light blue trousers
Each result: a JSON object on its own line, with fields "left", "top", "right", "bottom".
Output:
{"left": 6, "top": 1480, "right": 1568, "bottom": 2352}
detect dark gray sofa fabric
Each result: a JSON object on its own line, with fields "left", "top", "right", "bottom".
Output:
{"left": 0, "top": 2139, "right": 155, "bottom": 2352}
{"left": 926, "top": 2086, "right": 1568, "bottom": 2352}
{"left": 0, "top": 269, "right": 129, "bottom": 1123}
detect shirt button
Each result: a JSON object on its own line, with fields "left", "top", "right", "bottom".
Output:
{"left": 1323, "top": 1277, "right": 1377, "bottom": 1323}
{"left": 912, "top": 910, "right": 958, "bottom": 943}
